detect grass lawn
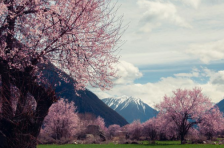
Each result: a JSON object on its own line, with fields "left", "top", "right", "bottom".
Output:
{"left": 38, "top": 141, "right": 224, "bottom": 148}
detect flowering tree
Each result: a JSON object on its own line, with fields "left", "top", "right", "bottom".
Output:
{"left": 77, "top": 113, "right": 107, "bottom": 133}
{"left": 0, "top": 0, "right": 121, "bottom": 147}
{"left": 142, "top": 118, "right": 158, "bottom": 140}
{"left": 156, "top": 88, "right": 215, "bottom": 144}
{"left": 127, "top": 120, "right": 143, "bottom": 140}
{"left": 77, "top": 113, "right": 96, "bottom": 133}
{"left": 143, "top": 115, "right": 178, "bottom": 141}
{"left": 199, "top": 106, "right": 224, "bottom": 140}
{"left": 186, "top": 128, "right": 200, "bottom": 142}
{"left": 156, "top": 113, "right": 178, "bottom": 140}
{"left": 107, "top": 124, "right": 121, "bottom": 139}
{"left": 94, "top": 116, "right": 107, "bottom": 133}
{"left": 41, "top": 99, "right": 79, "bottom": 141}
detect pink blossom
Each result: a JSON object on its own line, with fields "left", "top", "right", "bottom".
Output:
{"left": 156, "top": 88, "right": 218, "bottom": 144}
{"left": 42, "top": 99, "right": 79, "bottom": 140}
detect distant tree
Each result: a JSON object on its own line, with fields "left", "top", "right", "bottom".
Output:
{"left": 199, "top": 106, "right": 224, "bottom": 140}
{"left": 156, "top": 88, "right": 215, "bottom": 144}
{"left": 186, "top": 128, "right": 200, "bottom": 142}
{"left": 127, "top": 120, "right": 142, "bottom": 140}
{"left": 78, "top": 113, "right": 107, "bottom": 133}
{"left": 94, "top": 116, "right": 107, "bottom": 133}
{"left": 107, "top": 124, "right": 121, "bottom": 139}
{"left": 142, "top": 118, "right": 158, "bottom": 140}
{"left": 77, "top": 113, "right": 96, "bottom": 133}
{"left": 0, "top": 0, "right": 122, "bottom": 147}
{"left": 156, "top": 113, "right": 178, "bottom": 140}
{"left": 41, "top": 99, "right": 79, "bottom": 141}
{"left": 143, "top": 115, "right": 178, "bottom": 141}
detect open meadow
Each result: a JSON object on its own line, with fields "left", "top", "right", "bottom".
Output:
{"left": 38, "top": 141, "right": 224, "bottom": 148}
{"left": 38, "top": 144, "right": 224, "bottom": 148}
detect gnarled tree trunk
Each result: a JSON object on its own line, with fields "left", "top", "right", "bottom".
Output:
{"left": 0, "top": 67, "right": 58, "bottom": 148}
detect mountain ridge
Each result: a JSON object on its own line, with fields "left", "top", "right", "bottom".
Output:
{"left": 41, "top": 62, "right": 128, "bottom": 127}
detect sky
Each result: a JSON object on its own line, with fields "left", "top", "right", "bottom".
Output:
{"left": 88, "top": 0, "right": 224, "bottom": 107}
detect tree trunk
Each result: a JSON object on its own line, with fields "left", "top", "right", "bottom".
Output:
{"left": 0, "top": 101, "right": 53, "bottom": 148}
{"left": 0, "top": 63, "right": 14, "bottom": 148}
{"left": 0, "top": 68, "right": 57, "bottom": 148}
{"left": 180, "top": 133, "right": 185, "bottom": 144}
{"left": 0, "top": 119, "right": 38, "bottom": 148}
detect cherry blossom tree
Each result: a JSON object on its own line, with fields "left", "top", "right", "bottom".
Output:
{"left": 107, "top": 124, "right": 121, "bottom": 139}
{"left": 94, "top": 116, "right": 107, "bottom": 133}
{"left": 75, "top": 115, "right": 107, "bottom": 142}
{"left": 143, "top": 115, "right": 178, "bottom": 141}
{"left": 77, "top": 113, "right": 97, "bottom": 133}
{"left": 186, "top": 128, "right": 200, "bottom": 142}
{"left": 156, "top": 113, "right": 178, "bottom": 140}
{"left": 156, "top": 88, "right": 215, "bottom": 144}
{"left": 142, "top": 118, "right": 158, "bottom": 140}
{"left": 77, "top": 113, "right": 107, "bottom": 133}
{"left": 0, "top": 0, "right": 122, "bottom": 147}
{"left": 127, "top": 120, "right": 143, "bottom": 140}
{"left": 41, "top": 99, "right": 79, "bottom": 142}
{"left": 199, "top": 106, "right": 224, "bottom": 140}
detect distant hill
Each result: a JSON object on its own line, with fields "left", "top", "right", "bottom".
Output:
{"left": 216, "top": 99, "right": 224, "bottom": 113}
{"left": 102, "top": 96, "right": 158, "bottom": 123}
{"left": 41, "top": 62, "right": 128, "bottom": 127}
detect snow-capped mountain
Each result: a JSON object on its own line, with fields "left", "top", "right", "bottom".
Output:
{"left": 102, "top": 96, "right": 158, "bottom": 123}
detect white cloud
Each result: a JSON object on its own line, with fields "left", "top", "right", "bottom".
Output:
{"left": 174, "top": 68, "right": 200, "bottom": 78}
{"left": 121, "top": 51, "right": 194, "bottom": 66}
{"left": 180, "top": 0, "right": 201, "bottom": 8}
{"left": 90, "top": 68, "right": 224, "bottom": 107}
{"left": 209, "top": 70, "right": 224, "bottom": 85}
{"left": 137, "top": 0, "right": 192, "bottom": 32}
{"left": 115, "top": 0, "right": 224, "bottom": 66}
{"left": 186, "top": 39, "right": 224, "bottom": 63}
{"left": 114, "top": 61, "right": 143, "bottom": 84}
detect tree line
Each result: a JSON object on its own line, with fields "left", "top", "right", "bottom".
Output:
{"left": 36, "top": 88, "right": 224, "bottom": 144}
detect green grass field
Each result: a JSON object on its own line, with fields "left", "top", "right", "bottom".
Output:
{"left": 38, "top": 141, "right": 224, "bottom": 148}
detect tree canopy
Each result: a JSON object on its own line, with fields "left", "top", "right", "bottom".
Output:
{"left": 156, "top": 88, "right": 223, "bottom": 144}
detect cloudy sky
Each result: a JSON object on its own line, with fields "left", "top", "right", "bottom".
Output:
{"left": 89, "top": 0, "right": 224, "bottom": 106}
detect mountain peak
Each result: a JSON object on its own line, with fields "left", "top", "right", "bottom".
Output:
{"left": 102, "top": 96, "right": 158, "bottom": 123}
{"left": 104, "top": 96, "right": 145, "bottom": 111}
